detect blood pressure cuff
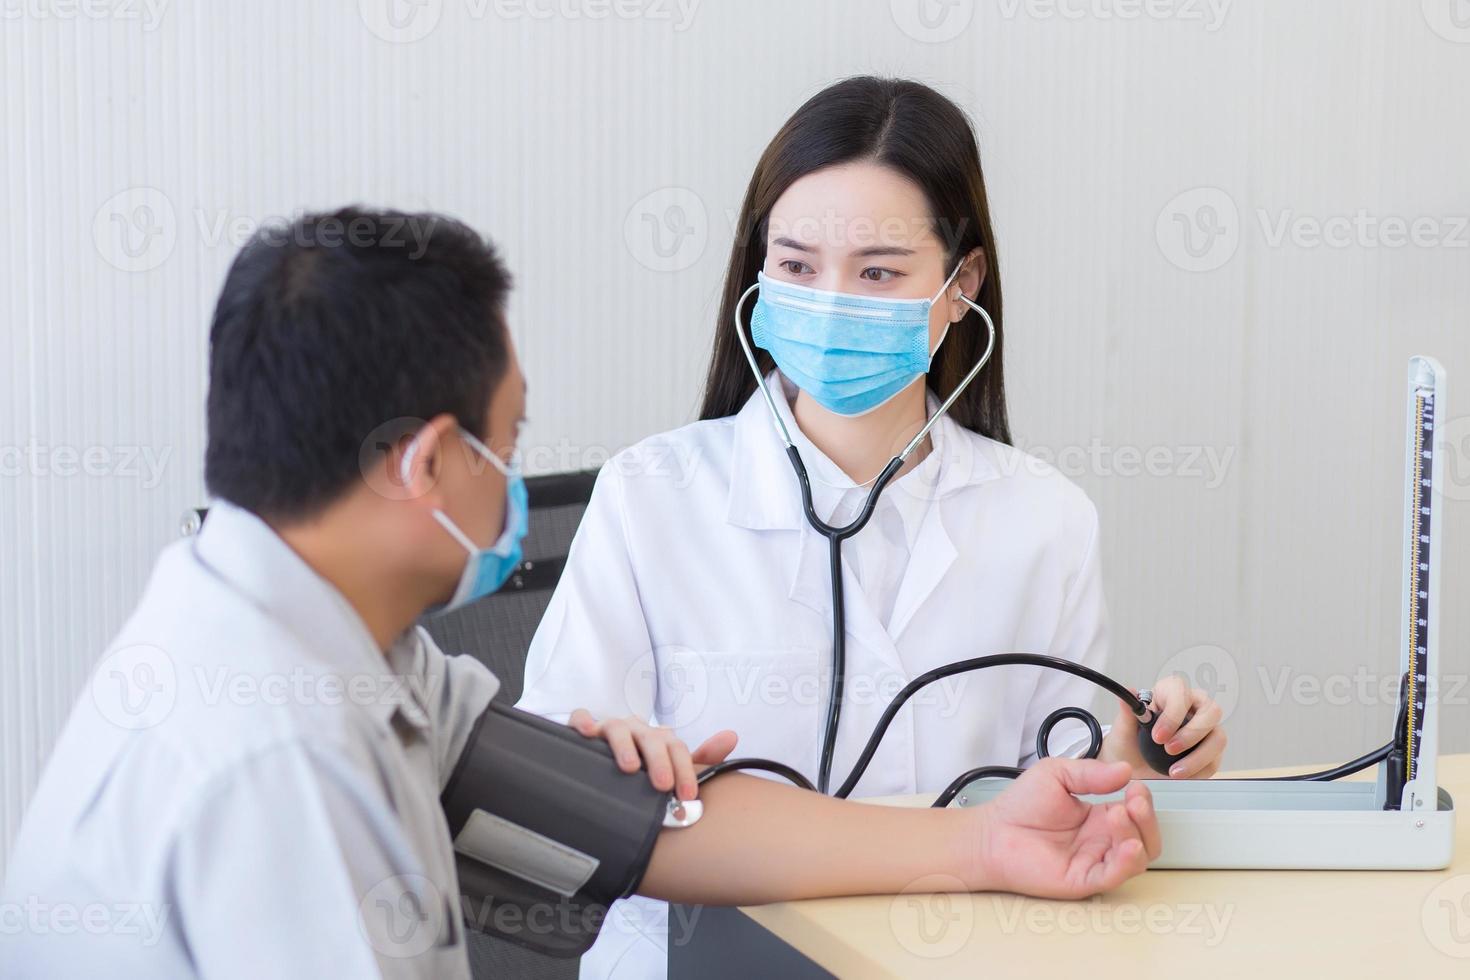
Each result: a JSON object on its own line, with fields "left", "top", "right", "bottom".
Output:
{"left": 440, "top": 700, "right": 670, "bottom": 957}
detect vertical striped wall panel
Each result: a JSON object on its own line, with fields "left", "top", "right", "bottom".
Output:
{"left": 3, "top": 0, "right": 1467, "bottom": 876}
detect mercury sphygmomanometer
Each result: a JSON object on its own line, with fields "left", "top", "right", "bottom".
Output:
{"left": 431, "top": 291, "right": 1444, "bottom": 957}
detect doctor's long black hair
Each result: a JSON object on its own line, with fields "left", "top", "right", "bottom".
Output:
{"left": 698, "top": 76, "right": 1011, "bottom": 445}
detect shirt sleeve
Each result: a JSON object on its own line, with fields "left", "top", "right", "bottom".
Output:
{"left": 168, "top": 739, "right": 464, "bottom": 980}
{"left": 516, "top": 461, "right": 657, "bottom": 725}
{"left": 1018, "top": 500, "right": 1113, "bottom": 766}
{"left": 410, "top": 629, "right": 501, "bottom": 788}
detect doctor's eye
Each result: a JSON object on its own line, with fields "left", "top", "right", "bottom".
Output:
{"left": 776, "top": 259, "right": 814, "bottom": 277}
{"left": 858, "top": 266, "right": 903, "bottom": 284}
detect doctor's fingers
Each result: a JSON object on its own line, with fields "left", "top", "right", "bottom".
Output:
{"left": 1147, "top": 676, "right": 1195, "bottom": 745}
{"left": 691, "top": 729, "right": 739, "bottom": 766}
{"left": 665, "top": 739, "right": 699, "bottom": 802}
{"left": 1166, "top": 728, "right": 1226, "bottom": 780}
{"left": 576, "top": 711, "right": 695, "bottom": 793}
{"left": 570, "top": 708, "right": 640, "bottom": 769}
{"left": 569, "top": 708, "right": 603, "bottom": 737}
{"left": 630, "top": 726, "right": 683, "bottom": 794}
{"left": 1164, "top": 696, "right": 1223, "bottom": 755}
{"left": 588, "top": 716, "right": 645, "bottom": 774}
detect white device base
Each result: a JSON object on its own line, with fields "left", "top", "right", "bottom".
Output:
{"left": 954, "top": 778, "right": 1456, "bottom": 870}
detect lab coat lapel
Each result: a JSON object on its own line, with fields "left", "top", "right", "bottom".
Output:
{"left": 886, "top": 412, "right": 998, "bottom": 641}
{"left": 786, "top": 523, "right": 909, "bottom": 677}
{"left": 724, "top": 385, "right": 806, "bottom": 532}
{"left": 885, "top": 498, "right": 958, "bottom": 641}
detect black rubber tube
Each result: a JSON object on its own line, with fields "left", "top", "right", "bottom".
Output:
{"left": 833, "top": 653, "right": 1145, "bottom": 799}
{"left": 785, "top": 445, "right": 904, "bottom": 794}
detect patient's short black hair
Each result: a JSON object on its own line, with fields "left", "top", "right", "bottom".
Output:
{"left": 204, "top": 207, "right": 513, "bottom": 521}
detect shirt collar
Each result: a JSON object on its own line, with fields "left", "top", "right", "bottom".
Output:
{"left": 191, "top": 500, "right": 433, "bottom": 733}
{"left": 725, "top": 370, "right": 999, "bottom": 531}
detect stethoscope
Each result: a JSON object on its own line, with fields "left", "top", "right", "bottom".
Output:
{"left": 733, "top": 277, "right": 1001, "bottom": 794}
{"left": 691, "top": 276, "right": 1394, "bottom": 806}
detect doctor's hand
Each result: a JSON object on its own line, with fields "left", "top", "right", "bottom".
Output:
{"left": 975, "top": 758, "right": 1160, "bottom": 898}
{"left": 569, "top": 709, "right": 738, "bottom": 802}
{"left": 1099, "top": 674, "right": 1227, "bottom": 779}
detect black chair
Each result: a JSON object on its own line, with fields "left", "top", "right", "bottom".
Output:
{"left": 182, "top": 468, "right": 601, "bottom": 980}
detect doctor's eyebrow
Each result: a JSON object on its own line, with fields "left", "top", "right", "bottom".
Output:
{"left": 769, "top": 237, "right": 918, "bottom": 258}
{"left": 770, "top": 236, "right": 815, "bottom": 252}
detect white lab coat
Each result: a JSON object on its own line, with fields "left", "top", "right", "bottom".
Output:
{"left": 518, "top": 373, "right": 1112, "bottom": 980}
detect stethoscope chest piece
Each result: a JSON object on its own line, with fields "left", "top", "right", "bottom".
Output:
{"left": 662, "top": 797, "right": 703, "bottom": 829}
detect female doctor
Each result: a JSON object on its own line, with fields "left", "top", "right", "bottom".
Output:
{"left": 518, "top": 76, "right": 1227, "bottom": 978}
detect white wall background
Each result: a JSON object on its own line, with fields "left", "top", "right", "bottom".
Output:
{"left": 4, "top": 0, "right": 1468, "bottom": 877}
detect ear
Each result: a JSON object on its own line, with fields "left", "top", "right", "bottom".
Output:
{"left": 397, "top": 413, "right": 461, "bottom": 508}
{"left": 949, "top": 247, "right": 988, "bottom": 322}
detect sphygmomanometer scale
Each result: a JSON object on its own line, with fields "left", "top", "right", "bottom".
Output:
{"left": 954, "top": 356, "right": 1455, "bottom": 870}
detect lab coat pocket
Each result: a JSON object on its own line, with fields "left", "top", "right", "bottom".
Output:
{"left": 651, "top": 646, "right": 823, "bottom": 761}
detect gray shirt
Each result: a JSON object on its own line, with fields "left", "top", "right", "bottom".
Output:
{"left": 2, "top": 502, "right": 499, "bottom": 978}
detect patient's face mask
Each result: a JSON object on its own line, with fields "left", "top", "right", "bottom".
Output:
{"left": 408, "top": 427, "right": 528, "bottom": 611}
{"left": 749, "top": 262, "right": 964, "bottom": 417}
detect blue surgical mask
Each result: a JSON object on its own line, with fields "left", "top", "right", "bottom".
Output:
{"left": 413, "top": 427, "right": 529, "bottom": 612}
{"left": 749, "top": 263, "right": 963, "bottom": 417}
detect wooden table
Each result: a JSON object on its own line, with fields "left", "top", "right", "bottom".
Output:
{"left": 671, "top": 755, "right": 1468, "bottom": 978}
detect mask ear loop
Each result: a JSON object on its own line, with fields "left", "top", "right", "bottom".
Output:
{"left": 395, "top": 428, "right": 475, "bottom": 557}
{"left": 458, "top": 426, "right": 517, "bottom": 478}
{"left": 400, "top": 439, "right": 420, "bottom": 487}
{"left": 400, "top": 424, "right": 519, "bottom": 556}
{"left": 928, "top": 259, "right": 964, "bottom": 306}
{"left": 400, "top": 424, "right": 517, "bottom": 485}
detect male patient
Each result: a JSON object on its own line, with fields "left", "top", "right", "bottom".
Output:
{"left": 2, "top": 208, "right": 1160, "bottom": 978}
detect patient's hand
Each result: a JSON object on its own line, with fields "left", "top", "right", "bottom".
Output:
{"left": 974, "top": 757, "right": 1160, "bottom": 898}
{"left": 569, "top": 709, "right": 738, "bottom": 802}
